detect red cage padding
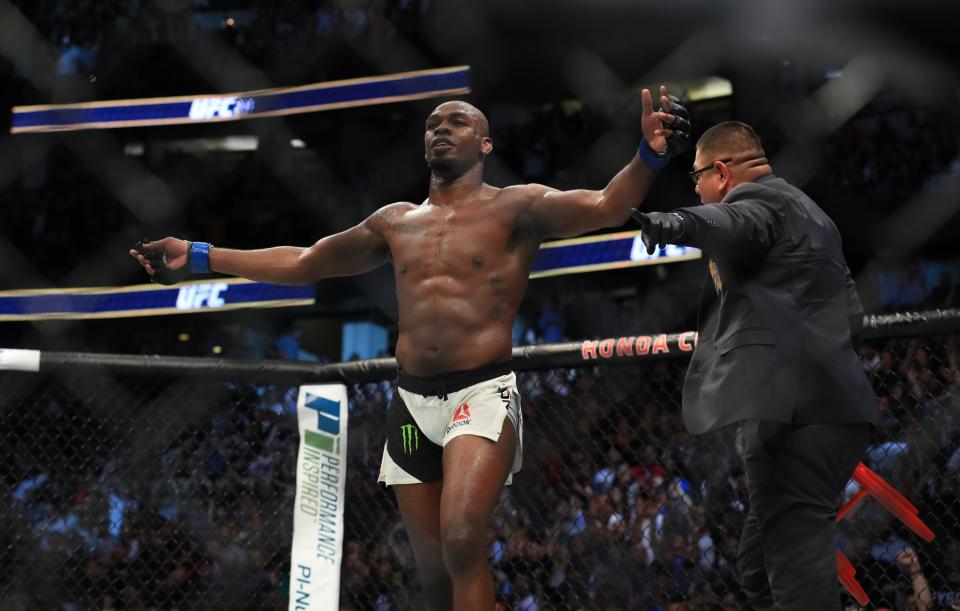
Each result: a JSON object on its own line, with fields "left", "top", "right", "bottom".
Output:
{"left": 836, "top": 462, "right": 937, "bottom": 605}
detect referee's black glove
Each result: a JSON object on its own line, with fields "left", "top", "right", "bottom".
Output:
{"left": 630, "top": 210, "right": 687, "bottom": 255}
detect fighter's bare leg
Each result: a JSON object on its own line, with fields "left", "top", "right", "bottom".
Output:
{"left": 393, "top": 482, "right": 452, "bottom": 610}
{"left": 440, "top": 419, "right": 517, "bottom": 611}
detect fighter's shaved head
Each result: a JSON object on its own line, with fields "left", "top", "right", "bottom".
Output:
{"left": 429, "top": 101, "right": 490, "bottom": 137}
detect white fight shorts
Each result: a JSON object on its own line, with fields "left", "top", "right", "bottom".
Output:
{"left": 378, "top": 361, "right": 523, "bottom": 486}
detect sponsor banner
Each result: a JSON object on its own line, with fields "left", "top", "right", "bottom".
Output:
{"left": 0, "top": 278, "right": 313, "bottom": 321}
{"left": 0, "top": 348, "right": 41, "bottom": 372}
{"left": 290, "top": 384, "right": 349, "bottom": 611}
{"left": 581, "top": 332, "right": 699, "bottom": 361}
{"left": 12, "top": 66, "right": 470, "bottom": 133}
{"left": 531, "top": 230, "right": 701, "bottom": 279}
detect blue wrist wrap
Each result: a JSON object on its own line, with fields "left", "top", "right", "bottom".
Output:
{"left": 189, "top": 241, "right": 211, "bottom": 274}
{"left": 638, "top": 140, "right": 669, "bottom": 170}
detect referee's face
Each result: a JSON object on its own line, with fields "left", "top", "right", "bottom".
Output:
{"left": 692, "top": 149, "right": 724, "bottom": 205}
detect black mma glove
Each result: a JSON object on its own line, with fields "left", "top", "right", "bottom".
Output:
{"left": 134, "top": 238, "right": 189, "bottom": 286}
{"left": 639, "top": 94, "right": 692, "bottom": 169}
{"left": 630, "top": 210, "right": 688, "bottom": 254}
{"left": 662, "top": 94, "right": 691, "bottom": 157}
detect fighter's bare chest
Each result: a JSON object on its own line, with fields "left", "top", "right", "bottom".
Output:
{"left": 386, "top": 206, "right": 512, "bottom": 257}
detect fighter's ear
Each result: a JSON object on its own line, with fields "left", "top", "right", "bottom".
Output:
{"left": 481, "top": 136, "right": 493, "bottom": 156}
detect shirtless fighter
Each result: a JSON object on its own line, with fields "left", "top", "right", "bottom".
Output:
{"left": 130, "top": 86, "right": 689, "bottom": 610}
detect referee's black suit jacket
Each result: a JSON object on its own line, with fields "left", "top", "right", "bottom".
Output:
{"left": 675, "top": 173, "right": 880, "bottom": 435}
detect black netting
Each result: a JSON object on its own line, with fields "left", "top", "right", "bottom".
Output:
{"left": 2, "top": 331, "right": 959, "bottom": 610}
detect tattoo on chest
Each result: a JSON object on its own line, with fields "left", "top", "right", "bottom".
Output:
{"left": 491, "top": 274, "right": 504, "bottom": 295}
{"left": 472, "top": 255, "right": 484, "bottom": 268}
{"left": 489, "top": 306, "right": 504, "bottom": 321}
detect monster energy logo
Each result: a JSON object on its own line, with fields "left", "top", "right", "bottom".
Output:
{"left": 401, "top": 424, "right": 419, "bottom": 455}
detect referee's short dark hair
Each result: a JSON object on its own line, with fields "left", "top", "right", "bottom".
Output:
{"left": 696, "top": 121, "right": 766, "bottom": 158}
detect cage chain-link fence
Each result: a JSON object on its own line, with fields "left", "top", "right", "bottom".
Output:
{"left": 2, "top": 328, "right": 959, "bottom": 610}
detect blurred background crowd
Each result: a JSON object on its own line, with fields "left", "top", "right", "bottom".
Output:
{"left": 1, "top": 0, "right": 960, "bottom": 609}
{"left": 3, "top": 330, "right": 960, "bottom": 610}
{"left": 2, "top": 0, "right": 960, "bottom": 356}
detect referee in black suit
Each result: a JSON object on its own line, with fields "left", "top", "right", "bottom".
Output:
{"left": 632, "top": 121, "right": 880, "bottom": 610}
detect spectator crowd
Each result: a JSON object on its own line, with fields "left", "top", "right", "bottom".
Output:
{"left": 3, "top": 327, "right": 960, "bottom": 610}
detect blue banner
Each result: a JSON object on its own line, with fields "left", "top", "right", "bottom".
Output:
{"left": 0, "top": 231, "right": 695, "bottom": 320}
{"left": 0, "top": 279, "right": 314, "bottom": 320}
{"left": 11, "top": 66, "right": 470, "bottom": 133}
{"left": 531, "top": 231, "right": 701, "bottom": 279}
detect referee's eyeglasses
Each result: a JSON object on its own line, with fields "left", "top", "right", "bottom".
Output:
{"left": 689, "top": 159, "right": 732, "bottom": 185}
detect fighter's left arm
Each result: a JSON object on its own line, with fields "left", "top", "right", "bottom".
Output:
{"left": 522, "top": 87, "right": 689, "bottom": 240}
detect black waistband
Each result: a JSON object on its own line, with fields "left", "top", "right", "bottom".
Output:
{"left": 397, "top": 361, "right": 512, "bottom": 397}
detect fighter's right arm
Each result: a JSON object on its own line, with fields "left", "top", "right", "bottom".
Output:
{"left": 213, "top": 215, "right": 390, "bottom": 284}
{"left": 131, "top": 208, "right": 392, "bottom": 285}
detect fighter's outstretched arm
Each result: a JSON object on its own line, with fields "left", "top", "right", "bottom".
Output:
{"left": 522, "top": 86, "right": 690, "bottom": 240}
{"left": 130, "top": 207, "right": 392, "bottom": 285}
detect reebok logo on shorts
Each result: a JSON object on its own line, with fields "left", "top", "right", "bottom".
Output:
{"left": 453, "top": 403, "right": 471, "bottom": 422}
{"left": 447, "top": 402, "right": 472, "bottom": 434}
